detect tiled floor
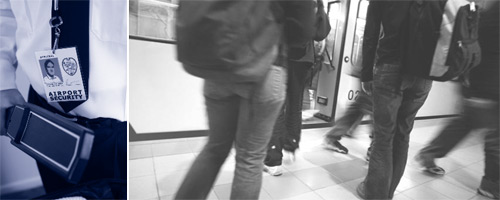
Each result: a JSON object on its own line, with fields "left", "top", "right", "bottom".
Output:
{"left": 129, "top": 118, "right": 491, "bottom": 200}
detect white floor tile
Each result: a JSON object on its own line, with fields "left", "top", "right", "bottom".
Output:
{"left": 423, "top": 179, "right": 476, "bottom": 199}
{"left": 262, "top": 172, "right": 312, "bottom": 199}
{"left": 156, "top": 170, "right": 189, "bottom": 197}
{"left": 152, "top": 141, "right": 193, "bottom": 157}
{"left": 293, "top": 167, "right": 342, "bottom": 190}
{"left": 315, "top": 184, "right": 360, "bottom": 200}
{"left": 402, "top": 185, "right": 452, "bottom": 200}
{"left": 160, "top": 191, "right": 218, "bottom": 200}
{"left": 129, "top": 118, "right": 487, "bottom": 200}
{"left": 392, "top": 193, "right": 413, "bottom": 200}
{"left": 282, "top": 152, "right": 317, "bottom": 172}
{"left": 469, "top": 193, "right": 493, "bottom": 200}
{"left": 279, "top": 191, "right": 324, "bottom": 200}
{"left": 466, "top": 160, "right": 485, "bottom": 174}
{"left": 213, "top": 183, "right": 270, "bottom": 200}
{"left": 446, "top": 168, "right": 482, "bottom": 192}
{"left": 130, "top": 157, "right": 155, "bottom": 178}
{"left": 302, "top": 150, "right": 351, "bottom": 166}
{"left": 341, "top": 178, "right": 364, "bottom": 192}
{"left": 153, "top": 153, "right": 196, "bottom": 175}
{"left": 395, "top": 177, "right": 420, "bottom": 193}
{"left": 130, "top": 175, "right": 158, "bottom": 200}
{"left": 402, "top": 167, "right": 436, "bottom": 185}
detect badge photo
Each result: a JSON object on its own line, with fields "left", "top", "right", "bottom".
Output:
{"left": 39, "top": 58, "right": 64, "bottom": 87}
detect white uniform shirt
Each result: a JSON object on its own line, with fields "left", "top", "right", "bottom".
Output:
{"left": 0, "top": 0, "right": 127, "bottom": 121}
{"left": 43, "top": 75, "right": 63, "bottom": 86}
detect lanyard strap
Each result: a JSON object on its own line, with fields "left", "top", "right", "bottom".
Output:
{"left": 50, "top": 0, "right": 63, "bottom": 53}
{"left": 53, "top": 0, "right": 58, "bottom": 11}
{"left": 50, "top": 0, "right": 91, "bottom": 112}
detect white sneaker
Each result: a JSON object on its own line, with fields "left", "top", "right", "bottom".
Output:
{"left": 263, "top": 165, "right": 283, "bottom": 176}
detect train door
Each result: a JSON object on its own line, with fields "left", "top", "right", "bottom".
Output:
{"left": 331, "top": 0, "right": 368, "bottom": 122}
{"left": 306, "top": 0, "right": 366, "bottom": 124}
{"left": 302, "top": 0, "right": 349, "bottom": 125}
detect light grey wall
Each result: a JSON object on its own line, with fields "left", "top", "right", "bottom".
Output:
{"left": 129, "top": 39, "right": 207, "bottom": 134}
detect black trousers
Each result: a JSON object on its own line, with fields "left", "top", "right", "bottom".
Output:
{"left": 28, "top": 87, "right": 127, "bottom": 194}
{"left": 265, "top": 61, "right": 311, "bottom": 166}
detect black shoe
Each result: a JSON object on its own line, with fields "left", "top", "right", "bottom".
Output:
{"left": 415, "top": 153, "right": 445, "bottom": 176}
{"left": 478, "top": 177, "right": 499, "bottom": 199}
{"left": 323, "top": 139, "right": 348, "bottom": 154}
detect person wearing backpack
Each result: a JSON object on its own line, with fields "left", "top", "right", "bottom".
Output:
{"left": 356, "top": 0, "right": 439, "bottom": 199}
{"left": 415, "top": 1, "right": 499, "bottom": 198}
{"left": 174, "top": 1, "right": 316, "bottom": 199}
{"left": 263, "top": 0, "right": 331, "bottom": 176}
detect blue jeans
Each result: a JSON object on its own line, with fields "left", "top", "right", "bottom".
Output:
{"left": 419, "top": 97, "right": 499, "bottom": 184}
{"left": 175, "top": 65, "right": 286, "bottom": 200}
{"left": 364, "top": 63, "right": 432, "bottom": 199}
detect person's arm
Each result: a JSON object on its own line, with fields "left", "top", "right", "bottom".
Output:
{"left": 361, "top": 0, "right": 382, "bottom": 83}
{"left": 0, "top": 0, "right": 17, "bottom": 90}
{"left": 0, "top": 0, "right": 26, "bottom": 135}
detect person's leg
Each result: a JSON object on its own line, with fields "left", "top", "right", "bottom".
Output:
{"left": 481, "top": 125, "right": 500, "bottom": 199}
{"left": 473, "top": 99, "right": 499, "bottom": 198}
{"left": 416, "top": 91, "right": 481, "bottom": 175}
{"left": 325, "top": 98, "right": 366, "bottom": 140}
{"left": 264, "top": 63, "right": 292, "bottom": 173}
{"left": 283, "top": 61, "right": 311, "bottom": 152}
{"left": 175, "top": 81, "right": 239, "bottom": 199}
{"left": 324, "top": 90, "right": 369, "bottom": 154}
{"left": 264, "top": 102, "right": 286, "bottom": 176}
{"left": 363, "top": 63, "right": 403, "bottom": 199}
{"left": 231, "top": 65, "right": 286, "bottom": 199}
{"left": 361, "top": 93, "right": 374, "bottom": 160}
{"left": 388, "top": 76, "right": 432, "bottom": 197}
{"left": 416, "top": 116, "right": 471, "bottom": 168}
{"left": 345, "top": 91, "right": 372, "bottom": 137}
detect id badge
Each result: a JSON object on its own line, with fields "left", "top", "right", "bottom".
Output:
{"left": 35, "top": 47, "right": 87, "bottom": 102}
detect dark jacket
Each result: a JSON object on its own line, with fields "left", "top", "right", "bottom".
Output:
{"left": 403, "top": 0, "right": 447, "bottom": 79}
{"left": 288, "top": 0, "right": 331, "bottom": 65}
{"left": 361, "top": 0, "right": 412, "bottom": 82}
{"left": 466, "top": 0, "right": 499, "bottom": 101}
{"left": 272, "top": 0, "right": 316, "bottom": 67}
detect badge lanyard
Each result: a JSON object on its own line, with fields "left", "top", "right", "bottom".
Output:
{"left": 50, "top": 0, "right": 62, "bottom": 53}
{"left": 34, "top": 0, "right": 88, "bottom": 104}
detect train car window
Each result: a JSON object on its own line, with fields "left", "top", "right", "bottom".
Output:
{"left": 129, "top": 0, "right": 178, "bottom": 43}
{"left": 327, "top": 1, "right": 341, "bottom": 60}
{"left": 351, "top": 0, "right": 369, "bottom": 68}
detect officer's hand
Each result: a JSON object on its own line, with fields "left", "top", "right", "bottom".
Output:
{"left": 362, "top": 81, "right": 373, "bottom": 96}
{"left": 0, "top": 89, "right": 26, "bottom": 136}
